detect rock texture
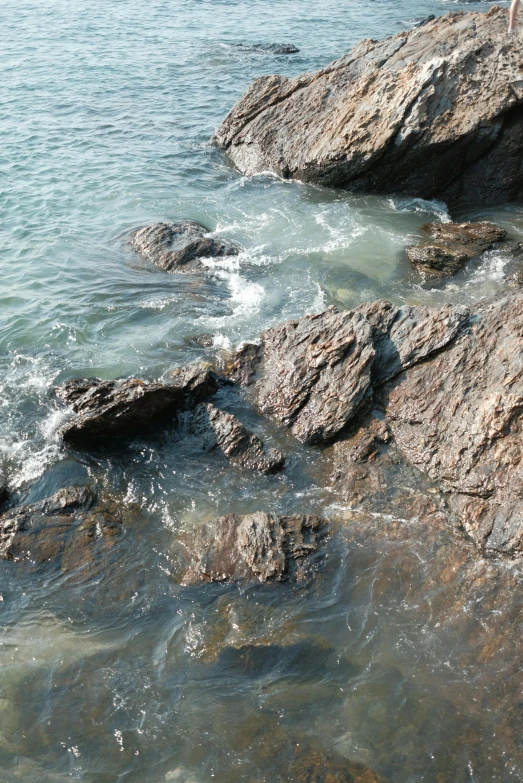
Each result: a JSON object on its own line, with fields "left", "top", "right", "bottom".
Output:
{"left": 180, "top": 512, "right": 325, "bottom": 584}
{"left": 214, "top": 7, "right": 523, "bottom": 207}
{"left": 130, "top": 221, "right": 239, "bottom": 274}
{"left": 191, "top": 403, "right": 284, "bottom": 474}
{"left": 231, "top": 43, "right": 300, "bottom": 55}
{"left": 407, "top": 221, "right": 508, "bottom": 277}
{"left": 240, "top": 301, "right": 468, "bottom": 445}
{"left": 58, "top": 365, "right": 220, "bottom": 445}
{"left": 0, "top": 486, "right": 130, "bottom": 576}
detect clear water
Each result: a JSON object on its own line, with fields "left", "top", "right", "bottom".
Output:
{"left": 1, "top": 0, "right": 522, "bottom": 781}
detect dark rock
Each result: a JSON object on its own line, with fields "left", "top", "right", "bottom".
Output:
{"left": 130, "top": 221, "right": 239, "bottom": 274}
{"left": 0, "top": 486, "right": 132, "bottom": 577}
{"left": 248, "top": 301, "right": 468, "bottom": 444}
{"left": 191, "top": 403, "right": 285, "bottom": 474}
{"left": 58, "top": 365, "right": 220, "bottom": 445}
{"left": 413, "top": 14, "right": 435, "bottom": 28}
{"left": 224, "top": 342, "right": 261, "bottom": 386}
{"left": 232, "top": 43, "right": 300, "bottom": 55}
{"left": 407, "top": 221, "right": 508, "bottom": 278}
{"left": 214, "top": 7, "right": 523, "bottom": 208}
{"left": 180, "top": 512, "right": 325, "bottom": 584}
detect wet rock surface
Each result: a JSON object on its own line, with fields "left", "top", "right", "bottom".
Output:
{"left": 179, "top": 512, "right": 326, "bottom": 584}
{"left": 231, "top": 42, "right": 300, "bottom": 55}
{"left": 58, "top": 365, "right": 220, "bottom": 445}
{"left": 406, "top": 221, "right": 508, "bottom": 277}
{"left": 191, "top": 403, "right": 284, "bottom": 474}
{"left": 130, "top": 221, "right": 239, "bottom": 274}
{"left": 0, "top": 486, "right": 132, "bottom": 577}
{"left": 244, "top": 301, "right": 468, "bottom": 444}
{"left": 214, "top": 7, "right": 523, "bottom": 208}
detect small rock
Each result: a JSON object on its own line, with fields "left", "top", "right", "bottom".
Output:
{"left": 191, "top": 403, "right": 284, "bottom": 474}
{"left": 406, "top": 221, "right": 507, "bottom": 278}
{"left": 130, "top": 221, "right": 240, "bottom": 274}
{"left": 224, "top": 342, "right": 261, "bottom": 386}
{"left": 58, "top": 365, "right": 220, "bottom": 445}
{"left": 232, "top": 43, "right": 299, "bottom": 55}
{"left": 413, "top": 14, "right": 435, "bottom": 27}
{"left": 180, "top": 512, "right": 326, "bottom": 584}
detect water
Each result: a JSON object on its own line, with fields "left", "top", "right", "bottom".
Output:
{"left": 1, "top": 0, "right": 522, "bottom": 780}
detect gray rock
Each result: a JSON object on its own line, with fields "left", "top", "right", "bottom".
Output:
{"left": 130, "top": 221, "right": 239, "bottom": 274}
{"left": 58, "top": 365, "right": 220, "bottom": 445}
{"left": 214, "top": 7, "right": 523, "bottom": 208}
{"left": 180, "top": 512, "right": 325, "bottom": 584}
{"left": 248, "top": 301, "right": 468, "bottom": 444}
{"left": 191, "top": 403, "right": 284, "bottom": 474}
{"left": 407, "top": 221, "right": 508, "bottom": 277}
{"left": 231, "top": 43, "right": 300, "bottom": 55}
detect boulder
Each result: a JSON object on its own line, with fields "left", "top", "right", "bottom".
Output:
{"left": 214, "top": 7, "right": 523, "bottom": 208}
{"left": 241, "top": 301, "right": 468, "bottom": 444}
{"left": 406, "top": 221, "right": 508, "bottom": 277}
{"left": 191, "top": 403, "right": 285, "bottom": 474}
{"left": 231, "top": 43, "right": 300, "bottom": 55}
{"left": 179, "top": 512, "right": 325, "bottom": 584}
{"left": 130, "top": 221, "right": 239, "bottom": 274}
{"left": 58, "top": 365, "right": 220, "bottom": 445}
{"left": 0, "top": 486, "right": 130, "bottom": 576}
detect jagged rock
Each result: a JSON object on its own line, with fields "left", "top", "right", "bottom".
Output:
{"left": 380, "top": 293, "right": 523, "bottom": 557}
{"left": 58, "top": 365, "right": 220, "bottom": 445}
{"left": 406, "top": 221, "right": 508, "bottom": 277}
{"left": 214, "top": 7, "right": 523, "bottom": 208}
{"left": 130, "top": 221, "right": 239, "bottom": 274}
{"left": 191, "top": 403, "right": 284, "bottom": 474}
{"left": 224, "top": 342, "right": 260, "bottom": 386}
{"left": 247, "top": 301, "right": 468, "bottom": 444}
{"left": 231, "top": 43, "right": 300, "bottom": 55}
{"left": 413, "top": 14, "right": 435, "bottom": 28}
{"left": 0, "top": 486, "right": 131, "bottom": 576}
{"left": 179, "top": 512, "right": 325, "bottom": 584}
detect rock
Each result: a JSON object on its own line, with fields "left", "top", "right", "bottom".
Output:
{"left": 406, "top": 221, "right": 508, "bottom": 277}
{"left": 413, "top": 14, "right": 435, "bottom": 28}
{"left": 380, "top": 293, "right": 523, "bottom": 557}
{"left": 179, "top": 512, "right": 325, "bottom": 584}
{"left": 0, "top": 486, "right": 130, "bottom": 576}
{"left": 224, "top": 342, "right": 261, "bottom": 386}
{"left": 58, "top": 365, "right": 220, "bottom": 445}
{"left": 191, "top": 403, "right": 285, "bottom": 474}
{"left": 231, "top": 43, "right": 300, "bottom": 55}
{"left": 130, "top": 221, "right": 239, "bottom": 274}
{"left": 247, "top": 301, "right": 468, "bottom": 444}
{"left": 214, "top": 7, "right": 523, "bottom": 208}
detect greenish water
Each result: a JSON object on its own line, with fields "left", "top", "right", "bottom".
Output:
{"left": 1, "top": 1, "right": 522, "bottom": 781}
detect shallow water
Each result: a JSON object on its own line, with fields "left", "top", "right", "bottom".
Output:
{"left": 1, "top": 0, "right": 522, "bottom": 781}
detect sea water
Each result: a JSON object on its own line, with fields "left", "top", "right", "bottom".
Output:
{"left": 0, "top": 1, "right": 522, "bottom": 781}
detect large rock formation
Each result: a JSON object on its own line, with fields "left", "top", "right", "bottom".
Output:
{"left": 230, "top": 293, "right": 523, "bottom": 557}
{"left": 58, "top": 365, "right": 220, "bottom": 445}
{"left": 214, "top": 7, "right": 523, "bottom": 207}
{"left": 179, "top": 512, "right": 325, "bottom": 584}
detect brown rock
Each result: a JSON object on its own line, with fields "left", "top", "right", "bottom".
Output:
{"left": 130, "top": 221, "right": 239, "bottom": 274}
{"left": 57, "top": 365, "right": 220, "bottom": 445}
{"left": 214, "top": 7, "right": 523, "bottom": 208}
{"left": 180, "top": 512, "right": 326, "bottom": 585}
{"left": 407, "top": 221, "right": 508, "bottom": 277}
{"left": 0, "top": 486, "right": 132, "bottom": 577}
{"left": 191, "top": 403, "right": 284, "bottom": 474}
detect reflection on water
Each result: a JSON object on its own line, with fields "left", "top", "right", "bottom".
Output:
{"left": 0, "top": 0, "right": 522, "bottom": 779}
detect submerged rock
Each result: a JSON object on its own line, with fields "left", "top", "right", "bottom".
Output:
{"left": 180, "top": 512, "right": 325, "bottom": 584}
{"left": 58, "top": 365, "right": 220, "bottom": 445}
{"left": 214, "top": 7, "right": 523, "bottom": 208}
{"left": 231, "top": 42, "right": 300, "bottom": 55}
{"left": 130, "top": 221, "right": 239, "bottom": 274}
{"left": 191, "top": 403, "right": 285, "bottom": 474}
{"left": 406, "top": 221, "right": 508, "bottom": 277}
{"left": 0, "top": 486, "right": 131, "bottom": 576}
{"left": 244, "top": 301, "right": 468, "bottom": 445}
